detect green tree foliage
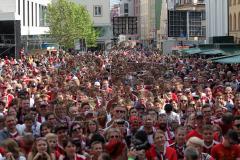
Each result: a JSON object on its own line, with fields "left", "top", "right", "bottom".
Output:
{"left": 47, "top": 0, "right": 98, "bottom": 48}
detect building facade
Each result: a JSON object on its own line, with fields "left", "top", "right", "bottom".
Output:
{"left": 167, "top": 0, "right": 206, "bottom": 44}
{"left": 74, "top": 0, "right": 111, "bottom": 49}
{"left": 0, "top": 0, "right": 50, "bottom": 57}
{"left": 229, "top": 0, "right": 240, "bottom": 43}
{"left": 206, "top": 0, "right": 228, "bottom": 43}
{"left": 119, "top": 0, "right": 134, "bottom": 16}
{"left": 110, "top": 4, "right": 120, "bottom": 22}
{"left": 157, "top": 0, "right": 168, "bottom": 48}
{"left": 140, "top": 0, "right": 162, "bottom": 48}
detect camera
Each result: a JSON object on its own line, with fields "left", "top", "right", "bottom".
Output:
{"left": 18, "top": 89, "right": 29, "bottom": 99}
{"left": 131, "top": 130, "right": 151, "bottom": 151}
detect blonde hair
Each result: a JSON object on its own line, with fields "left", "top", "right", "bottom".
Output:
{"left": 45, "top": 133, "right": 57, "bottom": 140}
{"left": 105, "top": 128, "right": 121, "bottom": 140}
{"left": 187, "top": 137, "right": 204, "bottom": 147}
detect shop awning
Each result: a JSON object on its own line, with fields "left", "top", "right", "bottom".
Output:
{"left": 200, "top": 49, "right": 225, "bottom": 55}
{"left": 211, "top": 53, "right": 240, "bottom": 64}
{"left": 181, "top": 48, "right": 202, "bottom": 54}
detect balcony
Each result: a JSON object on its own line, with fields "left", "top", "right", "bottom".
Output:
{"left": 0, "top": 34, "right": 15, "bottom": 47}
{"left": 175, "top": 1, "right": 205, "bottom": 11}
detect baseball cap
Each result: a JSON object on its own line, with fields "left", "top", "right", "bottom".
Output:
{"left": 94, "top": 81, "right": 100, "bottom": 86}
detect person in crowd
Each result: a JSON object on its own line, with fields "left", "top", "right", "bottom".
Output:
{"left": 186, "top": 137, "right": 213, "bottom": 160}
{"left": 69, "top": 122, "right": 86, "bottom": 153}
{"left": 233, "top": 94, "right": 240, "bottom": 115}
{"left": 1, "top": 138, "right": 26, "bottom": 160}
{"left": 202, "top": 104, "right": 213, "bottom": 125}
{"left": 45, "top": 133, "right": 60, "bottom": 159}
{"left": 186, "top": 111, "right": 205, "bottom": 140}
{"left": 68, "top": 106, "right": 79, "bottom": 121}
{"left": 89, "top": 141, "right": 104, "bottom": 160}
{"left": 233, "top": 115, "right": 240, "bottom": 140}
{"left": 164, "top": 103, "right": 181, "bottom": 125}
{"left": 105, "top": 128, "right": 127, "bottom": 160}
{"left": 106, "top": 103, "right": 127, "bottom": 128}
{"left": 146, "top": 130, "right": 177, "bottom": 160}
{"left": 40, "top": 122, "right": 52, "bottom": 137}
{"left": 139, "top": 114, "right": 156, "bottom": 144}
{"left": 0, "top": 114, "right": 5, "bottom": 131}
{"left": 97, "top": 153, "right": 111, "bottom": 160}
{"left": 171, "top": 127, "right": 186, "bottom": 159}
{"left": 0, "top": 115, "right": 20, "bottom": 141}
{"left": 27, "top": 137, "right": 55, "bottom": 160}
{"left": 184, "top": 147, "right": 200, "bottom": 160}
{"left": 202, "top": 125, "right": 219, "bottom": 154}
{"left": 59, "top": 139, "right": 86, "bottom": 160}
{"left": 16, "top": 114, "right": 41, "bottom": 137}
{"left": 86, "top": 120, "right": 99, "bottom": 140}
{"left": 211, "top": 129, "right": 240, "bottom": 160}
{"left": 17, "top": 134, "right": 35, "bottom": 157}
{"left": 45, "top": 112, "right": 57, "bottom": 129}
{"left": 55, "top": 124, "right": 69, "bottom": 155}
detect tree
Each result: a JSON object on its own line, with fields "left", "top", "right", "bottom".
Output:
{"left": 47, "top": 0, "right": 98, "bottom": 48}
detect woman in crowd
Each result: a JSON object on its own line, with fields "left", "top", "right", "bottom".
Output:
{"left": 105, "top": 128, "right": 127, "bottom": 160}
{"left": 58, "top": 139, "right": 86, "bottom": 160}
{"left": 1, "top": 138, "right": 26, "bottom": 160}
{"left": 86, "top": 120, "right": 99, "bottom": 139}
{"left": 146, "top": 130, "right": 178, "bottom": 160}
{"left": 27, "top": 137, "right": 55, "bottom": 160}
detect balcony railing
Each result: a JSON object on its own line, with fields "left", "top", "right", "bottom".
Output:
{"left": 176, "top": 0, "right": 205, "bottom": 6}
{"left": 0, "top": 34, "right": 15, "bottom": 47}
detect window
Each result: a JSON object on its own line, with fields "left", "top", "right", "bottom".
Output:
{"left": 27, "top": 1, "right": 29, "bottom": 26}
{"left": 229, "top": 14, "right": 232, "bottom": 31}
{"left": 124, "top": 3, "right": 129, "bottom": 15}
{"left": 239, "top": 12, "right": 240, "bottom": 30}
{"left": 168, "top": 11, "right": 187, "bottom": 37}
{"left": 94, "top": 6, "right": 102, "bottom": 16}
{"left": 35, "top": 3, "right": 37, "bottom": 26}
{"left": 18, "top": 0, "right": 20, "bottom": 15}
{"left": 189, "top": 12, "right": 203, "bottom": 36}
{"left": 32, "top": 2, "right": 33, "bottom": 26}
{"left": 202, "top": 11, "right": 206, "bottom": 20}
{"left": 234, "top": 13, "right": 236, "bottom": 31}
{"left": 39, "top": 5, "right": 48, "bottom": 26}
{"left": 23, "top": 0, "right": 25, "bottom": 26}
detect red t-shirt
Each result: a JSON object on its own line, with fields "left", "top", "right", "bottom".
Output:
{"left": 203, "top": 140, "right": 219, "bottom": 154}
{"left": 186, "top": 130, "right": 203, "bottom": 141}
{"left": 211, "top": 143, "right": 240, "bottom": 160}
{"left": 146, "top": 145, "right": 177, "bottom": 160}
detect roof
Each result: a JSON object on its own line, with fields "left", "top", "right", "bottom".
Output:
{"left": 200, "top": 49, "right": 225, "bottom": 55}
{"left": 181, "top": 48, "right": 202, "bottom": 54}
{"left": 211, "top": 53, "right": 240, "bottom": 64}
{"left": 181, "top": 48, "right": 225, "bottom": 56}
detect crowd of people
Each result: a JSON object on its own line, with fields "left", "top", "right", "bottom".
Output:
{"left": 0, "top": 47, "right": 240, "bottom": 160}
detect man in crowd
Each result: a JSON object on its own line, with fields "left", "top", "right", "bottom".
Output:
{"left": 211, "top": 130, "right": 240, "bottom": 159}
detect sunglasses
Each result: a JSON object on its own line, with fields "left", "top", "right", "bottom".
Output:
{"left": 40, "top": 105, "right": 47, "bottom": 108}
{"left": 116, "top": 110, "right": 125, "bottom": 113}
{"left": 73, "top": 127, "right": 82, "bottom": 132}
{"left": 110, "top": 135, "right": 120, "bottom": 139}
